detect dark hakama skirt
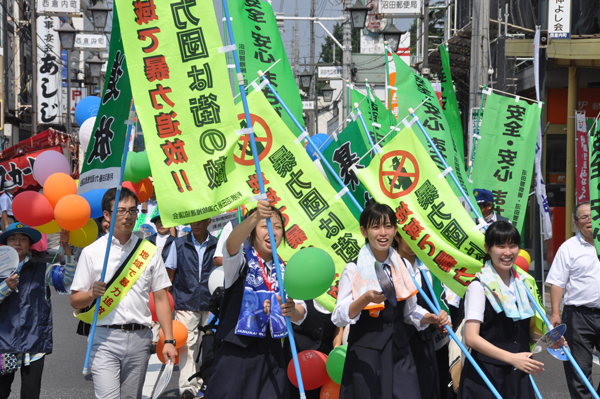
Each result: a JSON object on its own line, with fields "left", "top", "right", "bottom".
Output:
{"left": 409, "top": 331, "right": 440, "bottom": 399}
{"left": 204, "top": 339, "right": 289, "bottom": 399}
{"left": 340, "top": 339, "right": 421, "bottom": 399}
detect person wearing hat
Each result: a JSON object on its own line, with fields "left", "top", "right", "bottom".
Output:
{"left": 473, "top": 188, "right": 510, "bottom": 225}
{"left": 0, "top": 180, "right": 17, "bottom": 232}
{"left": 164, "top": 217, "right": 217, "bottom": 399}
{"left": 0, "top": 223, "right": 74, "bottom": 399}
{"left": 147, "top": 211, "right": 176, "bottom": 262}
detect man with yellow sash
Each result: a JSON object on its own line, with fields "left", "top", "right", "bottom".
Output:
{"left": 70, "top": 187, "right": 177, "bottom": 399}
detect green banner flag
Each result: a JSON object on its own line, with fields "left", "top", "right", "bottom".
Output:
{"left": 116, "top": 0, "right": 255, "bottom": 227}
{"left": 589, "top": 119, "right": 600, "bottom": 256}
{"left": 230, "top": 0, "right": 305, "bottom": 135}
{"left": 351, "top": 88, "right": 394, "bottom": 147}
{"left": 440, "top": 45, "right": 464, "bottom": 161}
{"left": 471, "top": 92, "right": 541, "bottom": 231}
{"left": 358, "top": 126, "right": 486, "bottom": 297}
{"left": 390, "top": 52, "right": 475, "bottom": 209}
{"left": 236, "top": 91, "right": 363, "bottom": 311}
{"left": 322, "top": 120, "right": 372, "bottom": 220}
{"left": 78, "top": 6, "right": 132, "bottom": 194}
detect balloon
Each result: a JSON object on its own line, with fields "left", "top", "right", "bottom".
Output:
{"left": 131, "top": 151, "right": 152, "bottom": 180}
{"left": 33, "top": 151, "right": 70, "bottom": 186}
{"left": 208, "top": 268, "right": 225, "bottom": 295}
{"left": 320, "top": 378, "right": 341, "bottom": 399}
{"left": 75, "top": 96, "right": 101, "bottom": 126}
{"left": 149, "top": 291, "right": 175, "bottom": 322}
{"left": 519, "top": 249, "right": 531, "bottom": 264}
{"left": 515, "top": 249, "right": 532, "bottom": 273}
{"left": 284, "top": 247, "right": 336, "bottom": 300}
{"left": 123, "top": 181, "right": 141, "bottom": 200}
{"left": 35, "top": 219, "right": 61, "bottom": 234}
{"left": 54, "top": 194, "right": 91, "bottom": 231}
{"left": 123, "top": 156, "right": 141, "bottom": 183}
{"left": 287, "top": 350, "right": 329, "bottom": 390}
{"left": 79, "top": 117, "right": 96, "bottom": 150}
{"left": 135, "top": 178, "right": 153, "bottom": 203}
{"left": 326, "top": 345, "right": 347, "bottom": 384}
{"left": 11, "top": 191, "right": 54, "bottom": 227}
{"left": 306, "top": 133, "right": 332, "bottom": 161}
{"left": 159, "top": 320, "right": 188, "bottom": 349}
{"left": 69, "top": 219, "right": 98, "bottom": 247}
{"left": 156, "top": 340, "right": 179, "bottom": 365}
{"left": 44, "top": 173, "right": 77, "bottom": 208}
{"left": 80, "top": 188, "right": 108, "bottom": 219}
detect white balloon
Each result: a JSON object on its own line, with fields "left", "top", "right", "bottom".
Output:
{"left": 208, "top": 268, "right": 225, "bottom": 295}
{"left": 79, "top": 117, "right": 96, "bottom": 151}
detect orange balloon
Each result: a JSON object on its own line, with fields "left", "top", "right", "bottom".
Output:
{"left": 43, "top": 173, "right": 76, "bottom": 208}
{"left": 54, "top": 194, "right": 91, "bottom": 231}
{"left": 159, "top": 320, "right": 188, "bottom": 349}
{"left": 123, "top": 181, "right": 141, "bottom": 200}
{"left": 320, "top": 378, "right": 341, "bottom": 399}
{"left": 156, "top": 340, "right": 179, "bottom": 365}
{"left": 135, "top": 178, "right": 153, "bottom": 203}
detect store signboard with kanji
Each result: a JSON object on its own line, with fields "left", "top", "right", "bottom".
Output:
{"left": 37, "top": 0, "right": 80, "bottom": 14}
{"left": 548, "top": 0, "right": 571, "bottom": 38}
{"left": 75, "top": 34, "right": 107, "bottom": 49}
{"left": 378, "top": 0, "right": 422, "bottom": 16}
{"left": 359, "top": 126, "right": 485, "bottom": 297}
{"left": 37, "top": 16, "right": 61, "bottom": 125}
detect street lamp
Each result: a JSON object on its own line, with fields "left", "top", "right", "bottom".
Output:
{"left": 321, "top": 81, "right": 334, "bottom": 103}
{"left": 299, "top": 67, "right": 313, "bottom": 89}
{"left": 55, "top": 20, "right": 79, "bottom": 50}
{"left": 346, "top": 0, "right": 371, "bottom": 30}
{"left": 383, "top": 22, "right": 404, "bottom": 53}
{"left": 86, "top": 54, "right": 105, "bottom": 78}
{"left": 89, "top": 0, "right": 112, "bottom": 30}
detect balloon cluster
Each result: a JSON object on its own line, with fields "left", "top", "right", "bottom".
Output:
{"left": 11, "top": 151, "right": 96, "bottom": 247}
{"left": 122, "top": 151, "right": 153, "bottom": 202}
{"left": 286, "top": 345, "right": 346, "bottom": 398}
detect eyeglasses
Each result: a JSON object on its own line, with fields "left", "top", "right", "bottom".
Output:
{"left": 7, "top": 236, "right": 29, "bottom": 244}
{"left": 577, "top": 214, "right": 591, "bottom": 222}
{"left": 111, "top": 208, "right": 140, "bottom": 217}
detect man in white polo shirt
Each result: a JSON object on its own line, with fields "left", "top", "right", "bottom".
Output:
{"left": 547, "top": 201, "right": 600, "bottom": 399}
{"left": 0, "top": 180, "right": 17, "bottom": 231}
{"left": 70, "top": 187, "right": 178, "bottom": 399}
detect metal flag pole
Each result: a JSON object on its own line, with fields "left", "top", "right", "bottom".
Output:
{"left": 346, "top": 80, "right": 350, "bottom": 120}
{"left": 467, "top": 87, "right": 488, "bottom": 181}
{"left": 83, "top": 99, "right": 136, "bottom": 375}
{"left": 355, "top": 103, "right": 378, "bottom": 156}
{"left": 221, "top": 1, "right": 307, "bottom": 396}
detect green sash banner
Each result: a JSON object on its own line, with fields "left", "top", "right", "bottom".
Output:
{"left": 390, "top": 52, "right": 475, "bottom": 210}
{"left": 351, "top": 88, "right": 393, "bottom": 146}
{"left": 589, "top": 119, "right": 600, "bottom": 257}
{"left": 322, "top": 120, "right": 371, "bottom": 221}
{"left": 440, "top": 45, "right": 464, "bottom": 161}
{"left": 230, "top": 0, "right": 305, "bottom": 135}
{"left": 358, "top": 126, "right": 486, "bottom": 297}
{"left": 471, "top": 92, "right": 541, "bottom": 231}
{"left": 237, "top": 91, "right": 364, "bottom": 311}
{"left": 116, "top": 0, "right": 254, "bottom": 227}
{"left": 78, "top": 7, "right": 132, "bottom": 194}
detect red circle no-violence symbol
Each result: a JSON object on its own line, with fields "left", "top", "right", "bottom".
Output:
{"left": 378, "top": 150, "right": 420, "bottom": 199}
{"left": 234, "top": 113, "right": 273, "bottom": 166}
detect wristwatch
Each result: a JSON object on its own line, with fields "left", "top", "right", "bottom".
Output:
{"left": 163, "top": 339, "right": 176, "bottom": 346}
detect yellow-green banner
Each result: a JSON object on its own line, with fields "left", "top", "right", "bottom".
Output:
{"left": 115, "top": 0, "right": 253, "bottom": 227}
{"left": 237, "top": 91, "right": 364, "bottom": 311}
{"left": 358, "top": 125, "right": 486, "bottom": 297}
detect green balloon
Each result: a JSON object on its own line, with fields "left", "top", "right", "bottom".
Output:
{"left": 131, "top": 151, "right": 152, "bottom": 180}
{"left": 123, "top": 155, "right": 140, "bottom": 183}
{"left": 284, "top": 247, "right": 335, "bottom": 300}
{"left": 326, "top": 345, "right": 347, "bottom": 384}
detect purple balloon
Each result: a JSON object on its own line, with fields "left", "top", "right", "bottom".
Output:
{"left": 33, "top": 150, "right": 71, "bottom": 186}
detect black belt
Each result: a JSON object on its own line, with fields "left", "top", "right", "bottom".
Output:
{"left": 106, "top": 323, "right": 148, "bottom": 331}
{"left": 566, "top": 305, "right": 600, "bottom": 313}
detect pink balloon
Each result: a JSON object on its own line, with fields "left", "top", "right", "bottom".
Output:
{"left": 33, "top": 150, "right": 71, "bottom": 186}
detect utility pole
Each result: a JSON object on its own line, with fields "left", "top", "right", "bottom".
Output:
{"left": 30, "top": 1, "right": 37, "bottom": 135}
{"left": 422, "top": 0, "right": 430, "bottom": 76}
{"left": 468, "top": 0, "right": 489, "bottom": 122}
{"left": 309, "top": 0, "right": 316, "bottom": 135}
{"left": 496, "top": 0, "right": 506, "bottom": 91}
{"left": 293, "top": 0, "right": 299, "bottom": 81}
{"left": 342, "top": 0, "right": 352, "bottom": 118}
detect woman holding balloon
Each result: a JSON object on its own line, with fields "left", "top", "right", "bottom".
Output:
{"left": 332, "top": 201, "right": 448, "bottom": 399}
{"left": 0, "top": 223, "right": 75, "bottom": 399}
{"left": 205, "top": 199, "right": 306, "bottom": 399}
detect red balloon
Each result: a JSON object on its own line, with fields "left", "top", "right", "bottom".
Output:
{"left": 135, "top": 178, "right": 153, "bottom": 203}
{"left": 123, "top": 181, "right": 140, "bottom": 200}
{"left": 288, "top": 350, "right": 329, "bottom": 390}
{"left": 149, "top": 291, "right": 175, "bottom": 322}
{"left": 514, "top": 256, "right": 530, "bottom": 273}
{"left": 156, "top": 340, "right": 179, "bottom": 365}
{"left": 12, "top": 191, "right": 54, "bottom": 227}
{"left": 320, "top": 378, "right": 341, "bottom": 399}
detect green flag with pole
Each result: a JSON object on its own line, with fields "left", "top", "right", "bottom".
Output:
{"left": 440, "top": 44, "right": 464, "bottom": 161}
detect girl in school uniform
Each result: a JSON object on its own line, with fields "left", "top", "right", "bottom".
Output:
{"left": 205, "top": 200, "right": 306, "bottom": 399}
{"left": 458, "top": 221, "right": 561, "bottom": 398}
{"left": 332, "top": 201, "right": 448, "bottom": 399}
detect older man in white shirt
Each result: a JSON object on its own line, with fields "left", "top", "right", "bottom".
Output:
{"left": 547, "top": 201, "right": 600, "bottom": 399}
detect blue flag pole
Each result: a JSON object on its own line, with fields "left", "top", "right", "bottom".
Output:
{"left": 82, "top": 100, "right": 136, "bottom": 375}
{"left": 221, "top": 1, "right": 306, "bottom": 397}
